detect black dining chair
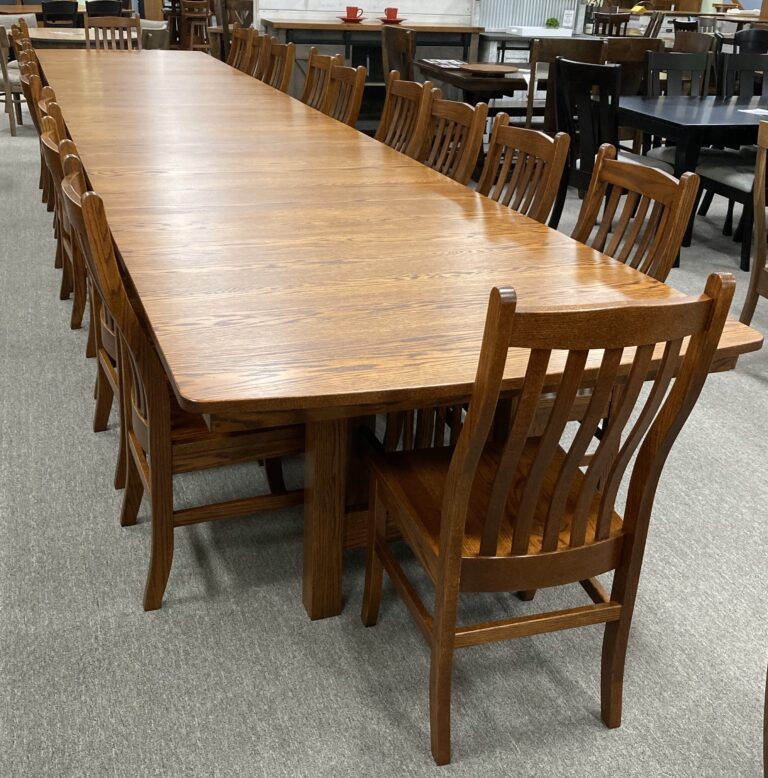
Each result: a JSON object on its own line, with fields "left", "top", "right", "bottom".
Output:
{"left": 551, "top": 57, "right": 671, "bottom": 228}
{"left": 41, "top": 0, "right": 79, "bottom": 27}
{"left": 85, "top": 0, "right": 123, "bottom": 17}
{"left": 734, "top": 28, "right": 768, "bottom": 54}
{"left": 646, "top": 50, "right": 713, "bottom": 96}
{"left": 672, "top": 19, "right": 698, "bottom": 33}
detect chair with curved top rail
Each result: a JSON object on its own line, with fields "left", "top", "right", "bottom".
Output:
{"left": 477, "top": 113, "right": 570, "bottom": 225}
{"left": 300, "top": 47, "right": 343, "bottom": 109}
{"left": 375, "top": 70, "right": 434, "bottom": 158}
{"left": 60, "top": 154, "right": 308, "bottom": 611}
{"left": 322, "top": 64, "right": 366, "bottom": 127}
{"left": 258, "top": 37, "right": 295, "bottom": 93}
{"left": 411, "top": 91, "right": 488, "bottom": 185}
{"left": 593, "top": 11, "right": 630, "bottom": 36}
{"left": 226, "top": 22, "right": 253, "bottom": 71}
{"left": 361, "top": 272, "right": 734, "bottom": 765}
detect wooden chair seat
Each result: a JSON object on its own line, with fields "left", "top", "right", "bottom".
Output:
{"left": 369, "top": 440, "right": 623, "bottom": 565}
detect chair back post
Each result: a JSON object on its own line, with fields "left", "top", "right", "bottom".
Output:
{"left": 262, "top": 38, "right": 295, "bottom": 93}
{"left": 300, "top": 47, "right": 343, "bottom": 109}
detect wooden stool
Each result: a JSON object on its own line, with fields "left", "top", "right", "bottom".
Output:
{"left": 180, "top": 0, "right": 211, "bottom": 53}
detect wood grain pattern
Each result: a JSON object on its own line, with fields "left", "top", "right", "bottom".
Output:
{"left": 35, "top": 50, "right": 763, "bottom": 622}
{"left": 361, "top": 273, "right": 736, "bottom": 764}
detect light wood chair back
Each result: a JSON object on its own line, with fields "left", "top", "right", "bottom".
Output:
{"left": 245, "top": 32, "right": 267, "bottom": 78}
{"left": 477, "top": 114, "right": 570, "bottom": 225}
{"left": 0, "top": 27, "right": 19, "bottom": 136}
{"left": 85, "top": 15, "right": 142, "bottom": 50}
{"left": 741, "top": 119, "right": 768, "bottom": 324}
{"left": 179, "top": 0, "right": 210, "bottom": 52}
{"left": 572, "top": 144, "right": 699, "bottom": 281}
{"left": 413, "top": 92, "right": 488, "bottom": 185}
{"left": 260, "top": 37, "right": 295, "bottom": 93}
{"left": 362, "top": 272, "right": 735, "bottom": 764}
{"left": 300, "top": 47, "right": 343, "bottom": 109}
{"left": 375, "top": 70, "right": 434, "bottom": 157}
{"left": 226, "top": 23, "right": 254, "bottom": 71}
{"left": 322, "top": 63, "right": 366, "bottom": 127}
{"left": 381, "top": 24, "right": 415, "bottom": 81}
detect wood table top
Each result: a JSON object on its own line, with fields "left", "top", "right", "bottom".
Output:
{"left": 35, "top": 50, "right": 763, "bottom": 417}
{"left": 260, "top": 18, "right": 484, "bottom": 33}
{"left": 0, "top": 4, "right": 41, "bottom": 13}
{"left": 417, "top": 58, "right": 529, "bottom": 95}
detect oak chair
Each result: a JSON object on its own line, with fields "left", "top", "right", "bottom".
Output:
{"left": 40, "top": 113, "right": 88, "bottom": 328}
{"left": 85, "top": 15, "right": 142, "bottom": 50}
{"left": 300, "top": 47, "right": 343, "bottom": 110}
{"left": 572, "top": 144, "right": 700, "bottom": 282}
{"left": 245, "top": 31, "right": 268, "bottom": 78}
{"left": 61, "top": 155, "right": 307, "bottom": 611}
{"left": 381, "top": 24, "right": 415, "bottom": 81}
{"left": 259, "top": 37, "right": 295, "bottom": 94}
{"left": 374, "top": 70, "right": 434, "bottom": 158}
{"left": 740, "top": 120, "right": 768, "bottom": 324}
{"left": 476, "top": 113, "right": 570, "bottom": 225}
{"left": 361, "top": 274, "right": 735, "bottom": 765}
{"left": 225, "top": 22, "right": 253, "bottom": 72}
{"left": 411, "top": 91, "right": 489, "bottom": 185}
{"left": 322, "top": 63, "right": 366, "bottom": 127}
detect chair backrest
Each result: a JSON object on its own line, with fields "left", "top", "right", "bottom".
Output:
{"left": 261, "top": 37, "right": 295, "bottom": 93}
{"left": 322, "top": 64, "right": 366, "bottom": 127}
{"left": 42, "top": 1, "right": 79, "bottom": 27}
{"left": 40, "top": 114, "right": 66, "bottom": 202}
{"left": 60, "top": 157, "right": 170, "bottom": 463}
{"left": 375, "top": 71, "right": 434, "bottom": 156}
{"left": 720, "top": 52, "right": 768, "bottom": 98}
{"left": 381, "top": 25, "right": 415, "bottom": 82}
{"left": 220, "top": 0, "right": 253, "bottom": 61}
{"left": 555, "top": 57, "right": 620, "bottom": 185}
{"left": 180, "top": 0, "right": 209, "bottom": 17}
{"left": 20, "top": 69, "right": 43, "bottom": 135}
{"left": 85, "top": 0, "right": 122, "bottom": 17}
{"left": 226, "top": 22, "right": 254, "bottom": 71}
{"left": 672, "top": 30, "right": 717, "bottom": 54}
{"left": 734, "top": 27, "right": 768, "bottom": 54}
{"left": 593, "top": 11, "right": 630, "bottom": 36}
{"left": 85, "top": 15, "right": 141, "bottom": 50}
{"left": 439, "top": 272, "right": 733, "bottom": 568}
{"left": 477, "top": 114, "right": 570, "bottom": 225}
{"left": 529, "top": 38, "right": 606, "bottom": 132}
{"left": 698, "top": 16, "right": 717, "bottom": 34}
{"left": 646, "top": 51, "right": 712, "bottom": 96}
{"left": 602, "top": 36, "right": 665, "bottom": 95}
{"left": 571, "top": 144, "right": 700, "bottom": 281}
{"left": 414, "top": 92, "right": 488, "bottom": 185}
{"left": 246, "top": 32, "right": 267, "bottom": 78}
{"left": 672, "top": 18, "right": 698, "bottom": 33}
{"left": 300, "top": 47, "right": 343, "bottom": 109}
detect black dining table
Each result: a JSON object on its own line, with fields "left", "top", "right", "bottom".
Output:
{"left": 618, "top": 95, "right": 768, "bottom": 177}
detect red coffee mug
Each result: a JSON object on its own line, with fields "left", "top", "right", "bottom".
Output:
{"left": 346, "top": 6, "right": 363, "bottom": 18}
{"left": 384, "top": 7, "right": 398, "bottom": 19}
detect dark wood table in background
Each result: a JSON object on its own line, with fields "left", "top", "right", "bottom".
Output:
{"left": 416, "top": 58, "right": 528, "bottom": 103}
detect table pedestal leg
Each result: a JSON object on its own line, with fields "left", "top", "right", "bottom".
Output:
{"left": 302, "top": 417, "right": 348, "bottom": 620}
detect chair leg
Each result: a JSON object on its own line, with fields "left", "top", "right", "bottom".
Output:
{"left": 59, "top": 252, "right": 72, "bottom": 300}
{"left": 119, "top": 454, "right": 144, "bottom": 527}
{"left": 600, "top": 616, "right": 632, "bottom": 729}
{"left": 114, "top": 420, "right": 127, "bottom": 490}
{"left": 697, "top": 189, "right": 714, "bottom": 216}
{"left": 85, "top": 310, "right": 96, "bottom": 359}
{"left": 54, "top": 231, "right": 63, "bottom": 270}
{"left": 723, "top": 199, "right": 735, "bottom": 236}
{"left": 93, "top": 363, "right": 114, "bottom": 433}
{"left": 740, "top": 280, "right": 760, "bottom": 326}
{"left": 429, "top": 594, "right": 459, "bottom": 765}
{"left": 548, "top": 173, "right": 569, "bottom": 230}
{"left": 361, "top": 478, "right": 386, "bottom": 627}
{"left": 516, "top": 590, "right": 536, "bottom": 601}
{"left": 69, "top": 245, "right": 87, "bottom": 329}
{"left": 14, "top": 95, "right": 22, "bottom": 125}
{"left": 264, "top": 457, "right": 286, "bottom": 493}
{"left": 142, "top": 481, "right": 174, "bottom": 612}
{"left": 739, "top": 205, "right": 753, "bottom": 273}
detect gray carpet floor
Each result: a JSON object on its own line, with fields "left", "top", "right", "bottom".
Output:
{"left": 1, "top": 110, "right": 766, "bottom": 778}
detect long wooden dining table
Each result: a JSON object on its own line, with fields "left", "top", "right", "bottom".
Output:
{"left": 35, "top": 49, "right": 763, "bottom": 620}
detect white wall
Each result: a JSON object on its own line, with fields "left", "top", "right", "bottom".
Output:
{"left": 255, "top": 0, "right": 476, "bottom": 26}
